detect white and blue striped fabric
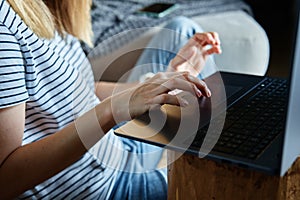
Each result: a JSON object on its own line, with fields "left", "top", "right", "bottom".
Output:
{"left": 0, "top": 0, "right": 127, "bottom": 199}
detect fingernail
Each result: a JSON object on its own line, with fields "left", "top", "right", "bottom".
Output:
{"left": 196, "top": 89, "right": 202, "bottom": 97}
{"left": 193, "top": 85, "right": 202, "bottom": 97}
{"left": 207, "top": 89, "right": 211, "bottom": 97}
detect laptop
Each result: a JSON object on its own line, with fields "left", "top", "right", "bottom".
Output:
{"left": 115, "top": 7, "right": 300, "bottom": 176}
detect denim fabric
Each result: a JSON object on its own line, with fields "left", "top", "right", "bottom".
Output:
{"left": 126, "top": 16, "right": 217, "bottom": 82}
{"left": 108, "top": 16, "right": 217, "bottom": 200}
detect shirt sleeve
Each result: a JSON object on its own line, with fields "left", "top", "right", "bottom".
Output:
{"left": 0, "top": 23, "right": 29, "bottom": 108}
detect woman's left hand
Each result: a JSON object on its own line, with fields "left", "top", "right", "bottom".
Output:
{"left": 167, "top": 32, "right": 222, "bottom": 77}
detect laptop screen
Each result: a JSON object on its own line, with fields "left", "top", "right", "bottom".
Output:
{"left": 280, "top": 7, "right": 300, "bottom": 176}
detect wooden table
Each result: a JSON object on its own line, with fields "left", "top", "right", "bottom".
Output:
{"left": 167, "top": 151, "right": 300, "bottom": 200}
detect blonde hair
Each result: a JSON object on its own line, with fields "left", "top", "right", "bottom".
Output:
{"left": 7, "top": 0, "right": 93, "bottom": 47}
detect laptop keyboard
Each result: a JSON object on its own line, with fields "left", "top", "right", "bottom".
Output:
{"left": 191, "top": 78, "right": 288, "bottom": 160}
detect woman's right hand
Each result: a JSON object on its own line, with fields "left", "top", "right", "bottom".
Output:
{"left": 167, "top": 32, "right": 221, "bottom": 77}
{"left": 107, "top": 71, "right": 211, "bottom": 123}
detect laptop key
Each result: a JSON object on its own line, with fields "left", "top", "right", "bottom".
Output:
{"left": 186, "top": 78, "right": 287, "bottom": 160}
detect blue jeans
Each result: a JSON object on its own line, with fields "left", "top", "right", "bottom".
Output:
{"left": 109, "top": 16, "right": 216, "bottom": 200}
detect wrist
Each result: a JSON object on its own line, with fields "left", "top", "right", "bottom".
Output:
{"left": 166, "top": 58, "right": 177, "bottom": 73}
{"left": 96, "top": 99, "right": 117, "bottom": 132}
{"left": 139, "top": 72, "right": 155, "bottom": 83}
{"left": 75, "top": 99, "right": 117, "bottom": 150}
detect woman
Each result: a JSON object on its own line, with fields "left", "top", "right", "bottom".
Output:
{"left": 0, "top": 0, "right": 221, "bottom": 199}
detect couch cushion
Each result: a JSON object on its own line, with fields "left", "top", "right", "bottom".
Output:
{"left": 192, "top": 11, "right": 270, "bottom": 76}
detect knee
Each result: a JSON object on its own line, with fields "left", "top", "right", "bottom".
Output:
{"left": 164, "top": 16, "right": 204, "bottom": 36}
{"left": 165, "top": 16, "right": 194, "bottom": 29}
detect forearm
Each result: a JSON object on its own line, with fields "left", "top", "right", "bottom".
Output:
{"left": 95, "top": 81, "right": 138, "bottom": 101}
{"left": 0, "top": 101, "right": 115, "bottom": 199}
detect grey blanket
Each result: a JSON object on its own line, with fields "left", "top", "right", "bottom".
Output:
{"left": 85, "top": 0, "right": 252, "bottom": 57}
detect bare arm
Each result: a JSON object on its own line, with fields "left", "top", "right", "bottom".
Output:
{"left": 0, "top": 72, "right": 211, "bottom": 199}
{"left": 95, "top": 81, "right": 138, "bottom": 101}
{"left": 0, "top": 100, "right": 114, "bottom": 199}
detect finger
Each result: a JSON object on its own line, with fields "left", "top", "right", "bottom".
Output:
{"left": 144, "top": 72, "right": 187, "bottom": 93}
{"left": 147, "top": 72, "right": 211, "bottom": 98}
{"left": 204, "top": 32, "right": 221, "bottom": 46}
{"left": 208, "top": 31, "right": 221, "bottom": 45}
{"left": 203, "top": 45, "right": 222, "bottom": 56}
{"left": 193, "top": 32, "right": 216, "bottom": 47}
{"left": 147, "top": 93, "right": 189, "bottom": 107}
{"left": 184, "top": 73, "right": 211, "bottom": 97}
{"left": 160, "top": 74, "right": 208, "bottom": 97}
{"left": 145, "top": 73, "right": 192, "bottom": 96}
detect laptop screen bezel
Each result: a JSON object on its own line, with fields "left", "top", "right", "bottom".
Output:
{"left": 280, "top": 0, "right": 300, "bottom": 176}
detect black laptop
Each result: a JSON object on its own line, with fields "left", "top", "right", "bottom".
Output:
{"left": 115, "top": 6, "right": 300, "bottom": 176}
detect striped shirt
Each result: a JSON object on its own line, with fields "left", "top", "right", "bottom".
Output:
{"left": 0, "top": 0, "right": 125, "bottom": 199}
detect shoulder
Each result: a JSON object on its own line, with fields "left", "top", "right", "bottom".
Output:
{"left": 0, "top": 0, "right": 17, "bottom": 30}
{"left": 0, "top": 0, "right": 9, "bottom": 20}
{"left": 0, "top": 0, "right": 33, "bottom": 44}
{"left": 0, "top": 1, "right": 21, "bottom": 56}
{"left": 0, "top": 0, "right": 21, "bottom": 53}
{"left": 0, "top": 1, "right": 30, "bottom": 109}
